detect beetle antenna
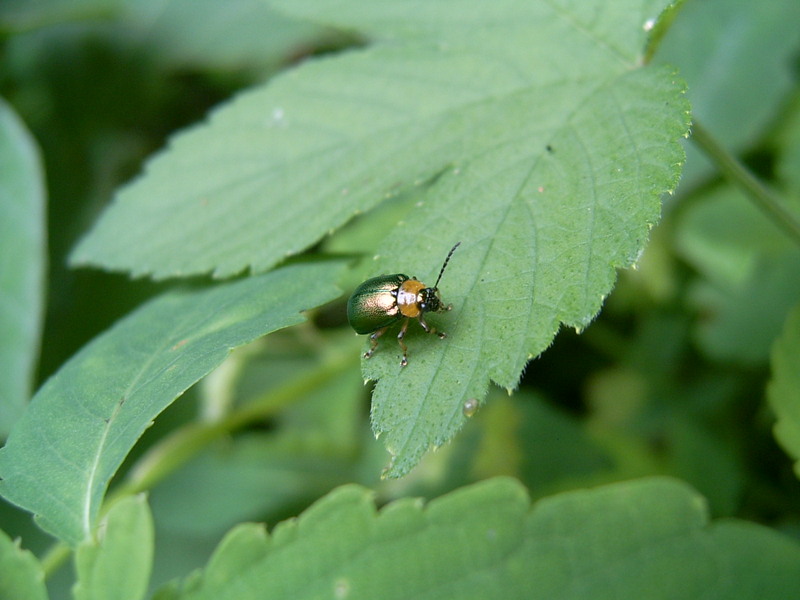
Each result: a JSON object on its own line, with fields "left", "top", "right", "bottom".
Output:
{"left": 433, "top": 242, "right": 461, "bottom": 289}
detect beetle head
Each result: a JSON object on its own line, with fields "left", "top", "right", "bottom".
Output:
{"left": 419, "top": 287, "right": 443, "bottom": 313}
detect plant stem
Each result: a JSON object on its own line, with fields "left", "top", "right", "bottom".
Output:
{"left": 114, "top": 348, "right": 359, "bottom": 497}
{"left": 38, "top": 345, "right": 359, "bottom": 579}
{"left": 690, "top": 119, "right": 800, "bottom": 246}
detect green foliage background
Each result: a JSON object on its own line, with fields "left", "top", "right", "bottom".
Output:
{"left": 2, "top": 0, "right": 800, "bottom": 598}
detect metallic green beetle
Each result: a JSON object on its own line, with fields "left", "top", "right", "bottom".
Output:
{"left": 347, "top": 242, "right": 460, "bottom": 367}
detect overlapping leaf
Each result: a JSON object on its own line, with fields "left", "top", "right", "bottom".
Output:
{"left": 73, "top": 495, "right": 154, "bottom": 600}
{"left": 0, "top": 262, "right": 342, "bottom": 545}
{"left": 0, "top": 98, "right": 46, "bottom": 437}
{"left": 769, "top": 304, "right": 800, "bottom": 478}
{"left": 158, "top": 477, "right": 800, "bottom": 599}
{"left": 0, "top": 529, "right": 47, "bottom": 600}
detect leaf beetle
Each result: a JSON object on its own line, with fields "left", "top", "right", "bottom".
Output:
{"left": 347, "top": 242, "right": 461, "bottom": 367}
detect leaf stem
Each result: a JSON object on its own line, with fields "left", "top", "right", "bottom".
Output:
{"left": 690, "top": 119, "right": 800, "bottom": 246}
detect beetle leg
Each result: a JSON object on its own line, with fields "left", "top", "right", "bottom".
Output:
{"left": 397, "top": 318, "right": 410, "bottom": 367}
{"left": 418, "top": 314, "right": 447, "bottom": 340}
{"left": 365, "top": 326, "right": 388, "bottom": 359}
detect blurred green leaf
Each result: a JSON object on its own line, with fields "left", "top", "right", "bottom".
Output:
{"left": 150, "top": 432, "right": 353, "bottom": 538}
{"left": 769, "top": 303, "right": 800, "bottom": 478}
{"left": 158, "top": 477, "right": 800, "bottom": 599}
{"left": 149, "top": 353, "right": 363, "bottom": 539}
{"left": 516, "top": 397, "right": 614, "bottom": 490}
{"left": 655, "top": 0, "right": 800, "bottom": 186}
{"left": 0, "top": 0, "right": 120, "bottom": 33}
{"left": 462, "top": 392, "right": 613, "bottom": 495}
{"left": 142, "top": 335, "right": 365, "bottom": 588}
{"left": 388, "top": 389, "right": 619, "bottom": 504}
{"left": 0, "top": 98, "right": 46, "bottom": 438}
{"left": 73, "top": 494, "right": 154, "bottom": 600}
{"left": 0, "top": 528, "right": 47, "bottom": 600}
{"left": 122, "top": 0, "right": 331, "bottom": 73}
{"left": 1, "top": 0, "right": 326, "bottom": 74}
{"left": 666, "top": 417, "right": 743, "bottom": 516}
{"left": 676, "top": 185, "right": 800, "bottom": 363}
{"left": 777, "top": 101, "right": 800, "bottom": 198}
{"left": 233, "top": 333, "right": 363, "bottom": 447}
{"left": 0, "top": 262, "right": 342, "bottom": 546}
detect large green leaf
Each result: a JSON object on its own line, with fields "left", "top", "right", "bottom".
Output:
{"left": 0, "top": 262, "right": 342, "bottom": 546}
{"left": 73, "top": 495, "right": 154, "bottom": 600}
{"left": 0, "top": 98, "right": 46, "bottom": 437}
{"left": 769, "top": 303, "right": 800, "bottom": 478}
{"left": 70, "top": 0, "right": 689, "bottom": 476}
{"left": 71, "top": 0, "right": 686, "bottom": 280}
{"left": 156, "top": 477, "right": 800, "bottom": 600}
{"left": 0, "top": 528, "right": 47, "bottom": 600}
{"left": 366, "top": 60, "right": 687, "bottom": 472}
